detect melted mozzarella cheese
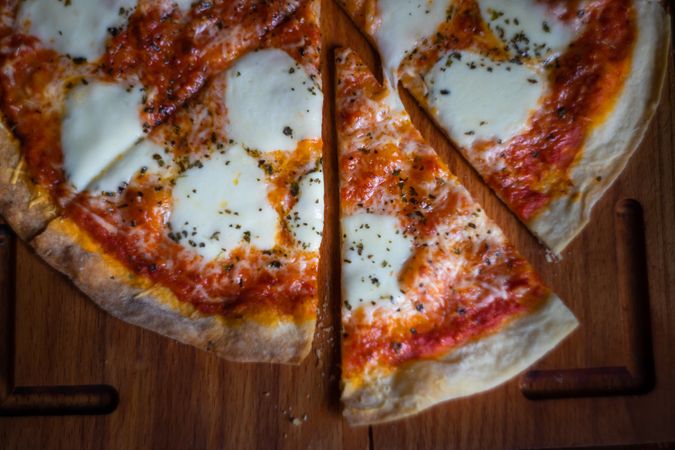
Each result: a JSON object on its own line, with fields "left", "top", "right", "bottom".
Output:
{"left": 169, "top": 145, "right": 278, "bottom": 262}
{"left": 173, "top": 0, "right": 194, "bottom": 11}
{"left": 225, "top": 49, "right": 323, "bottom": 153}
{"left": 18, "top": 0, "right": 137, "bottom": 61}
{"left": 342, "top": 213, "right": 413, "bottom": 320}
{"left": 478, "top": 0, "right": 580, "bottom": 61}
{"left": 62, "top": 81, "right": 145, "bottom": 192}
{"left": 374, "top": 0, "right": 452, "bottom": 82}
{"left": 88, "top": 139, "right": 167, "bottom": 194}
{"left": 425, "top": 51, "right": 544, "bottom": 148}
{"left": 288, "top": 168, "right": 324, "bottom": 252}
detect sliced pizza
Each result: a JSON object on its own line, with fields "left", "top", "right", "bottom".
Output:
{"left": 0, "top": 0, "right": 304, "bottom": 239}
{"left": 5, "top": 1, "right": 324, "bottom": 363}
{"left": 339, "top": 0, "right": 670, "bottom": 254}
{"left": 336, "top": 47, "right": 577, "bottom": 424}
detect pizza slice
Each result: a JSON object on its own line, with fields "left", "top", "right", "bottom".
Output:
{"left": 339, "top": 0, "right": 670, "bottom": 254}
{"left": 336, "top": 47, "right": 577, "bottom": 424}
{"left": 0, "top": 0, "right": 304, "bottom": 239}
{"left": 27, "top": 1, "right": 324, "bottom": 363}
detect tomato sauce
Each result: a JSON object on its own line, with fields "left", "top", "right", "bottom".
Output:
{"left": 402, "top": 0, "right": 637, "bottom": 222}
{"left": 343, "top": 292, "right": 529, "bottom": 378}
{"left": 0, "top": 35, "right": 68, "bottom": 193}
{"left": 65, "top": 185, "right": 318, "bottom": 320}
{"left": 337, "top": 50, "right": 551, "bottom": 377}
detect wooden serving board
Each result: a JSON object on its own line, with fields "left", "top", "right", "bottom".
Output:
{"left": 1, "top": 2, "right": 674, "bottom": 448}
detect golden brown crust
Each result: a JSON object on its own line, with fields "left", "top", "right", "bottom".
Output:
{"left": 0, "top": 118, "right": 58, "bottom": 238}
{"left": 342, "top": 294, "right": 578, "bottom": 425}
{"left": 32, "top": 217, "right": 315, "bottom": 364}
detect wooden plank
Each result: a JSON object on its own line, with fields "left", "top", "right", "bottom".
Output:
{"left": 1, "top": 1, "right": 674, "bottom": 449}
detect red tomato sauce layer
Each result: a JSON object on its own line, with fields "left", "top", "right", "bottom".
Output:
{"left": 0, "top": 35, "right": 66, "bottom": 193}
{"left": 490, "top": 0, "right": 636, "bottom": 221}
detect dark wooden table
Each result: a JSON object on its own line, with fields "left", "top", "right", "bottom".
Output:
{"left": 1, "top": 2, "right": 674, "bottom": 448}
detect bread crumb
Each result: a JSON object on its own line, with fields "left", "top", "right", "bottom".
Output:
{"left": 544, "top": 249, "right": 560, "bottom": 263}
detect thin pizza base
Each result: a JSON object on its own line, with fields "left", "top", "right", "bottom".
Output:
{"left": 32, "top": 217, "right": 315, "bottom": 364}
{"left": 342, "top": 294, "right": 578, "bottom": 425}
{"left": 0, "top": 119, "right": 58, "bottom": 239}
{"left": 528, "top": 1, "right": 671, "bottom": 253}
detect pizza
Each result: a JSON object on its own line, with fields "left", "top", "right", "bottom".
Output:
{"left": 0, "top": 0, "right": 323, "bottom": 363}
{"left": 0, "top": 0, "right": 305, "bottom": 239}
{"left": 336, "top": 47, "right": 577, "bottom": 424}
{"left": 339, "top": 0, "right": 671, "bottom": 254}
{"left": 0, "top": 0, "right": 667, "bottom": 426}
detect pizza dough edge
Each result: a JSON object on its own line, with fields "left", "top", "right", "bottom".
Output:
{"left": 341, "top": 293, "right": 578, "bottom": 426}
{"left": 529, "top": 1, "right": 672, "bottom": 254}
{"left": 0, "top": 116, "right": 59, "bottom": 239}
{"left": 31, "top": 216, "right": 316, "bottom": 364}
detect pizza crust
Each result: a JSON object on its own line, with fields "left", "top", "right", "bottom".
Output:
{"left": 528, "top": 1, "right": 671, "bottom": 254}
{"left": 0, "top": 118, "right": 58, "bottom": 239}
{"left": 381, "top": 1, "right": 670, "bottom": 255}
{"left": 341, "top": 293, "right": 578, "bottom": 425}
{"left": 32, "top": 217, "right": 315, "bottom": 364}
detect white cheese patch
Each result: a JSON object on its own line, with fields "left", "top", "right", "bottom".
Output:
{"left": 374, "top": 0, "right": 452, "bottom": 83}
{"left": 478, "top": 0, "right": 580, "bottom": 61}
{"left": 173, "top": 0, "right": 194, "bottom": 11}
{"left": 88, "top": 139, "right": 166, "bottom": 194}
{"left": 425, "top": 51, "right": 544, "bottom": 148}
{"left": 169, "top": 144, "right": 278, "bottom": 262}
{"left": 18, "top": 0, "right": 137, "bottom": 61}
{"left": 225, "top": 49, "right": 322, "bottom": 153}
{"left": 62, "top": 81, "right": 145, "bottom": 192}
{"left": 288, "top": 168, "right": 324, "bottom": 252}
{"left": 342, "top": 213, "right": 414, "bottom": 319}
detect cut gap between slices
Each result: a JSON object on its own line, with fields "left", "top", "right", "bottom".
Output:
{"left": 330, "top": 0, "right": 383, "bottom": 84}
{"left": 395, "top": 82, "right": 544, "bottom": 258}
{"left": 316, "top": 10, "right": 344, "bottom": 411}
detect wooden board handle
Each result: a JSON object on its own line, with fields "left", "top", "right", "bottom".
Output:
{"left": 520, "top": 199, "right": 655, "bottom": 399}
{"left": 0, "top": 385, "right": 118, "bottom": 416}
{"left": 0, "top": 222, "right": 14, "bottom": 404}
{"left": 615, "top": 199, "right": 655, "bottom": 388}
{"left": 0, "top": 224, "right": 118, "bottom": 416}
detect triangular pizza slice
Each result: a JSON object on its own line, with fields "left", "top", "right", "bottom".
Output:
{"left": 339, "top": 0, "right": 670, "bottom": 254}
{"left": 336, "top": 47, "right": 577, "bottom": 424}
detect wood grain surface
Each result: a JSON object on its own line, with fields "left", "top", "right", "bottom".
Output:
{"left": 1, "top": 1, "right": 674, "bottom": 448}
